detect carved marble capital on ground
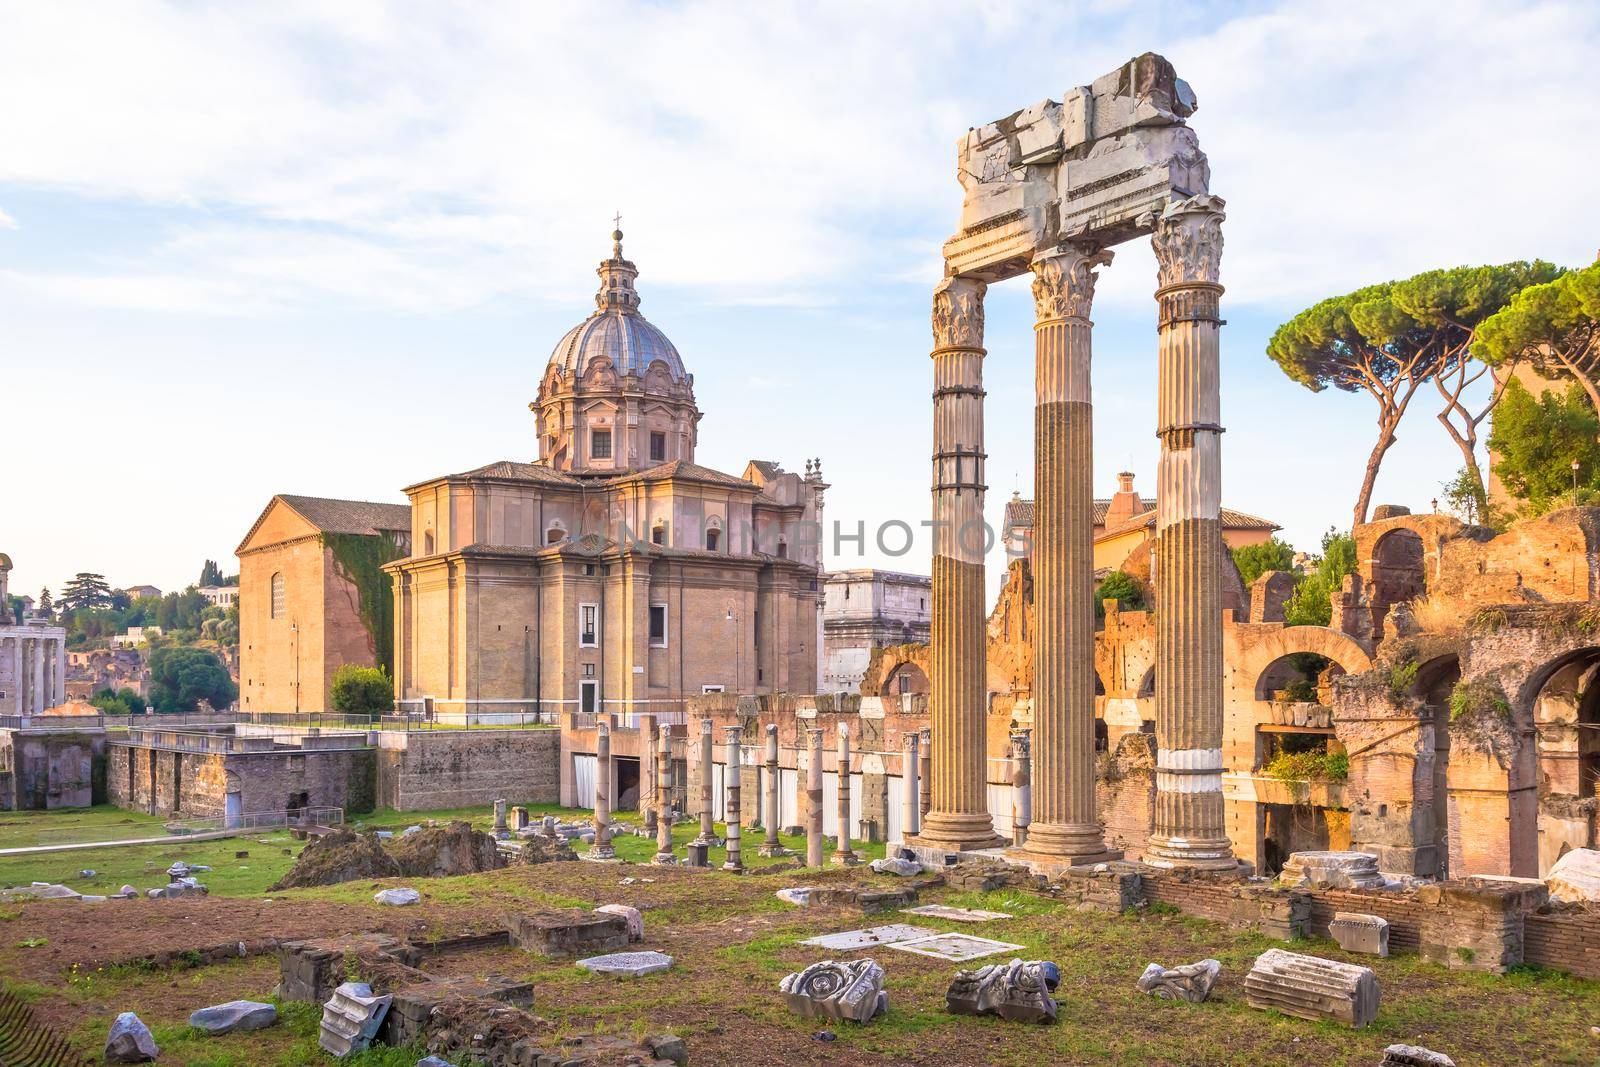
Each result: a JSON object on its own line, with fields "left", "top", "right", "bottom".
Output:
{"left": 1030, "top": 245, "right": 1113, "bottom": 323}
{"left": 931, "top": 276, "right": 987, "bottom": 349}
{"left": 1150, "top": 193, "right": 1225, "bottom": 289}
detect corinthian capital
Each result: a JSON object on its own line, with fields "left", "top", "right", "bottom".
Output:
{"left": 1151, "top": 193, "right": 1226, "bottom": 289}
{"left": 1031, "top": 245, "right": 1114, "bottom": 323}
{"left": 931, "top": 276, "right": 987, "bottom": 349}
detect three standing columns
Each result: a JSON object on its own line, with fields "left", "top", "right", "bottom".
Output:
{"left": 918, "top": 276, "right": 1002, "bottom": 852}
{"left": 1144, "top": 193, "right": 1237, "bottom": 872}
{"left": 1021, "top": 245, "right": 1118, "bottom": 866}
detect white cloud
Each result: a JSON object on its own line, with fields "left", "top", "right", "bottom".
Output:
{"left": 0, "top": 0, "right": 1596, "bottom": 315}
{"left": 0, "top": 206, "right": 15, "bottom": 229}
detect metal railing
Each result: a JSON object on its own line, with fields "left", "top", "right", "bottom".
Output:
{"left": 378, "top": 710, "right": 556, "bottom": 731}
{"left": 114, "top": 726, "right": 370, "bottom": 754}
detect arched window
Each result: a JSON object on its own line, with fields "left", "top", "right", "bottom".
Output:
{"left": 546, "top": 521, "right": 567, "bottom": 545}
{"left": 705, "top": 516, "right": 722, "bottom": 552}
{"left": 651, "top": 523, "right": 666, "bottom": 546}
{"left": 270, "top": 572, "right": 285, "bottom": 619}
{"left": 776, "top": 538, "right": 788, "bottom": 559}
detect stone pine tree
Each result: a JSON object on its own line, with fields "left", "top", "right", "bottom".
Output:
{"left": 1478, "top": 261, "right": 1600, "bottom": 415}
{"left": 59, "top": 573, "right": 112, "bottom": 612}
{"left": 1269, "top": 262, "right": 1560, "bottom": 526}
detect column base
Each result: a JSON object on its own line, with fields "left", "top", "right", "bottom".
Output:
{"left": 650, "top": 852, "right": 679, "bottom": 866}
{"left": 580, "top": 850, "right": 621, "bottom": 864}
{"left": 684, "top": 843, "right": 711, "bottom": 868}
{"left": 1142, "top": 834, "right": 1240, "bottom": 873}
{"left": 911, "top": 811, "right": 1003, "bottom": 853}
{"left": 1021, "top": 821, "right": 1112, "bottom": 862}
{"left": 721, "top": 860, "right": 744, "bottom": 872}
{"left": 757, "top": 842, "right": 790, "bottom": 858}
{"left": 831, "top": 850, "right": 861, "bottom": 867}
{"left": 1004, "top": 846, "right": 1124, "bottom": 879}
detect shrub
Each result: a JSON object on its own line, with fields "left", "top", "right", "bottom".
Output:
{"left": 1449, "top": 678, "right": 1511, "bottom": 724}
{"left": 1095, "top": 571, "right": 1146, "bottom": 619}
{"left": 330, "top": 665, "right": 393, "bottom": 714}
{"left": 148, "top": 646, "right": 236, "bottom": 713}
{"left": 1263, "top": 749, "right": 1348, "bottom": 783}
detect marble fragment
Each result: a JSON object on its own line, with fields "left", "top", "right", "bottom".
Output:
{"left": 780, "top": 959, "right": 888, "bottom": 1023}
{"left": 1135, "top": 959, "right": 1220, "bottom": 1003}
{"left": 945, "top": 959, "right": 1060, "bottom": 1024}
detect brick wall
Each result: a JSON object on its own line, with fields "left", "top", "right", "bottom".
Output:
{"left": 1523, "top": 912, "right": 1600, "bottom": 979}
{"left": 376, "top": 729, "right": 559, "bottom": 811}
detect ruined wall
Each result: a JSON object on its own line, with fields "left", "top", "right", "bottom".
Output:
{"left": 376, "top": 728, "right": 559, "bottom": 811}
{"left": 0, "top": 729, "right": 104, "bottom": 809}
{"left": 106, "top": 742, "right": 374, "bottom": 817}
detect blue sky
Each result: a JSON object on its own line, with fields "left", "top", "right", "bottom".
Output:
{"left": 4, "top": 0, "right": 1599, "bottom": 601}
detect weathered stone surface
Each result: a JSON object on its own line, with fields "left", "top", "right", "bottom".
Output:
{"left": 105, "top": 1012, "right": 159, "bottom": 1063}
{"left": 780, "top": 959, "right": 888, "bottom": 1023}
{"left": 576, "top": 950, "right": 674, "bottom": 977}
{"left": 1243, "top": 948, "right": 1378, "bottom": 1028}
{"left": 1381, "top": 1045, "right": 1457, "bottom": 1066}
{"left": 775, "top": 887, "right": 815, "bottom": 906}
{"left": 902, "top": 904, "right": 1012, "bottom": 923}
{"left": 870, "top": 856, "right": 921, "bottom": 877}
{"left": 1135, "top": 959, "right": 1220, "bottom": 1003}
{"left": 374, "top": 887, "right": 421, "bottom": 906}
{"left": 891, "top": 932, "right": 1026, "bottom": 962}
{"left": 1, "top": 882, "right": 80, "bottom": 901}
{"left": 416, "top": 1057, "right": 453, "bottom": 1067}
{"left": 189, "top": 1000, "right": 277, "bottom": 1035}
{"left": 945, "top": 959, "right": 1060, "bottom": 1024}
{"left": 1279, "top": 851, "right": 1385, "bottom": 890}
{"left": 509, "top": 909, "right": 630, "bottom": 958}
{"left": 1546, "top": 847, "right": 1600, "bottom": 904}
{"left": 801, "top": 925, "right": 931, "bottom": 951}
{"left": 595, "top": 903, "right": 644, "bottom": 942}
{"left": 1330, "top": 911, "right": 1390, "bottom": 956}
{"left": 319, "top": 981, "right": 393, "bottom": 1057}
{"left": 381, "top": 975, "right": 533, "bottom": 1047}
{"left": 1417, "top": 878, "right": 1545, "bottom": 973}
{"left": 277, "top": 933, "right": 419, "bottom": 1004}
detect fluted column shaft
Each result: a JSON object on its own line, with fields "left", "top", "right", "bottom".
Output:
{"left": 723, "top": 726, "right": 743, "bottom": 870}
{"left": 921, "top": 276, "right": 1001, "bottom": 852}
{"left": 901, "top": 730, "right": 921, "bottom": 841}
{"left": 695, "top": 718, "right": 716, "bottom": 847}
{"left": 1023, "top": 246, "right": 1113, "bottom": 863}
{"left": 1011, "top": 728, "right": 1032, "bottom": 847}
{"left": 1146, "top": 194, "right": 1237, "bottom": 871}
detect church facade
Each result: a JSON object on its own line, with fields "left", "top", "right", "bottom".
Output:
{"left": 383, "top": 230, "right": 826, "bottom": 723}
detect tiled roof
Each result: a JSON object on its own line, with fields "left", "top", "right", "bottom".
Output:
{"left": 1004, "top": 496, "right": 1156, "bottom": 531}
{"left": 448, "top": 460, "right": 584, "bottom": 486}
{"left": 1006, "top": 496, "right": 1277, "bottom": 535}
{"left": 606, "top": 460, "right": 755, "bottom": 490}
{"left": 1099, "top": 507, "right": 1282, "bottom": 538}
{"left": 277, "top": 495, "right": 410, "bottom": 535}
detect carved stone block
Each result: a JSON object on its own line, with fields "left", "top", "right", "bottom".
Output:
{"left": 945, "top": 959, "right": 1060, "bottom": 1024}
{"left": 1135, "top": 959, "right": 1220, "bottom": 1003}
{"left": 1330, "top": 911, "right": 1390, "bottom": 957}
{"left": 779, "top": 959, "right": 888, "bottom": 1024}
{"left": 1243, "top": 948, "right": 1379, "bottom": 1028}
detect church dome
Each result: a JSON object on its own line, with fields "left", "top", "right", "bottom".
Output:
{"left": 547, "top": 231, "right": 689, "bottom": 385}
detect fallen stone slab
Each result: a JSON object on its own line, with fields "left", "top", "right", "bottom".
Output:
{"left": 902, "top": 904, "right": 1012, "bottom": 923}
{"left": 1, "top": 882, "right": 81, "bottom": 901}
{"left": 1135, "top": 959, "right": 1220, "bottom": 1003}
{"left": 374, "top": 887, "right": 422, "bottom": 906}
{"left": 775, "top": 887, "right": 815, "bottom": 906}
{"left": 105, "top": 1011, "right": 159, "bottom": 1063}
{"left": 870, "top": 857, "right": 921, "bottom": 877}
{"left": 189, "top": 999, "right": 278, "bottom": 1035}
{"left": 576, "top": 950, "right": 674, "bottom": 977}
{"left": 1243, "top": 948, "right": 1379, "bottom": 1028}
{"left": 595, "top": 903, "right": 644, "bottom": 942}
{"left": 1330, "top": 911, "right": 1390, "bottom": 956}
{"left": 1381, "top": 1045, "right": 1456, "bottom": 1066}
{"left": 946, "top": 959, "right": 1060, "bottom": 1024}
{"left": 780, "top": 959, "right": 888, "bottom": 1023}
{"left": 1545, "top": 847, "right": 1600, "bottom": 904}
{"left": 801, "top": 924, "right": 931, "bottom": 952}
{"left": 509, "top": 909, "right": 630, "bottom": 958}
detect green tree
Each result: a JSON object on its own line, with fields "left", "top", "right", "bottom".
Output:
{"left": 1478, "top": 261, "right": 1600, "bottom": 416}
{"left": 198, "top": 559, "right": 224, "bottom": 587}
{"left": 330, "top": 665, "right": 393, "bottom": 714}
{"left": 60, "top": 573, "right": 112, "bottom": 612}
{"left": 1232, "top": 536, "right": 1297, "bottom": 587}
{"left": 89, "top": 686, "right": 147, "bottom": 716}
{"left": 1269, "top": 262, "right": 1560, "bottom": 526}
{"left": 1486, "top": 378, "right": 1600, "bottom": 516}
{"left": 1283, "top": 529, "right": 1357, "bottom": 627}
{"left": 36, "top": 587, "right": 53, "bottom": 620}
{"left": 148, "top": 646, "right": 237, "bottom": 713}
{"left": 6, "top": 596, "right": 22, "bottom": 625}
{"left": 1095, "top": 570, "right": 1146, "bottom": 620}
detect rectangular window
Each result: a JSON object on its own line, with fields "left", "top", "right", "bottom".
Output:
{"left": 702, "top": 684, "right": 725, "bottom": 694}
{"left": 649, "top": 604, "right": 667, "bottom": 646}
{"left": 582, "top": 663, "right": 595, "bottom": 678}
{"left": 651, "top": 525, "right": 665, "bottom": 546}
{"left": 580, "top": 680, "right": 598, "bottom": 714}
{"left": 650, "top": 431, "right": 666, "bottom": 462}
{"left": 579, "top": 603, "right": 598, "bottom": 647}
{"left": 591, "top": 430, "right": 612, "bottom": 459}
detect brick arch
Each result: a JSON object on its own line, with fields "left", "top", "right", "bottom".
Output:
{"left": 861, "top": 643, "right": 933, "bottom": 700}
{"left": 1234, "top": 626, "right": 1374, "bottom": 702}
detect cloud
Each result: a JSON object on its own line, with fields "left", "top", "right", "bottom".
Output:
{"left": 0, "top": 0, "right": 1596, "bottom": 315}
{"left": 0, "top": 206, "right": 15, "bottom": 229}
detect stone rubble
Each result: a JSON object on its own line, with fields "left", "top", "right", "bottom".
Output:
{"left": 1135, "top": 959, "right": 1221, "bottom": 1003}
{"left": 780, "top": 959, "right": 888, "bottom": 1023}
{"left": 595, "top": 903, "right": 644, "bottom": 942}
{"left": 374, "top": 887, "right": 422, "bottom": 906}
{"left": 188, "top": 999, "right": 278, "bottom": 1035}
{"left": 105, "top": 1011, "right": 160, "bottom": 1063}
{"left": 1381, "top": 1045, "right": 1457, "bottom": 1066}
{"left": 870, "top": 856, "right": 922, "bottom": 877}
{"left": 1278, "top": 851, "right": 1386, "bottom": 891}
{"left": 319, "top": 981, "right": 393, "bottom": 1057}
{"left": 1545, "top": 847, "right": 1600, "bottom": 904}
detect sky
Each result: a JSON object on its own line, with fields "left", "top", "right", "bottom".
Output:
{"left": 3, "top": 0, "right": 1599, "bottom": 603}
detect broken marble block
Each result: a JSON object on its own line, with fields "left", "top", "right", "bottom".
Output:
{"left": 1279, "top": 850, "right": 1385, "bottom": 890}
{"left": 780, "top": 959, "right": 888, "bottom": 1023}
{"left": 945, "top": 959, "right": 1060, "bottom": 1024}
{"left": 1135, "top": 959, "right": 1220, "bottom": 1003}
{"left": 374, "top": 887, "right": 421, "bottom": 906}
{"left": 105, "top": 1012, "right": 159, "bottom": 1063}
{"left": 1329, "top": 911, "right": 1390, "bottom": 956}
{"left": 595, "top": 903, "right": 644, "bottom": 942}
{"left": 1243, "top": 948, "right": 1379, "bottom": 1028}
{"left": 870, "top": 856, "right": 921, "bottom": 877}
{"left": 1381, "top": 1044, "right": 1456, "bottom": 1066}
{"left": 775, "top": 887, "right": 815, "bottom": 906}
{"left": 319, "top": 981, "right": 393, "bottom": 1056}
{"left": 189, "top": 999, "right": 278, "bottom": 1035}
{"left": 1545, "top": 847, "right": 1600, "bottom": 904}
